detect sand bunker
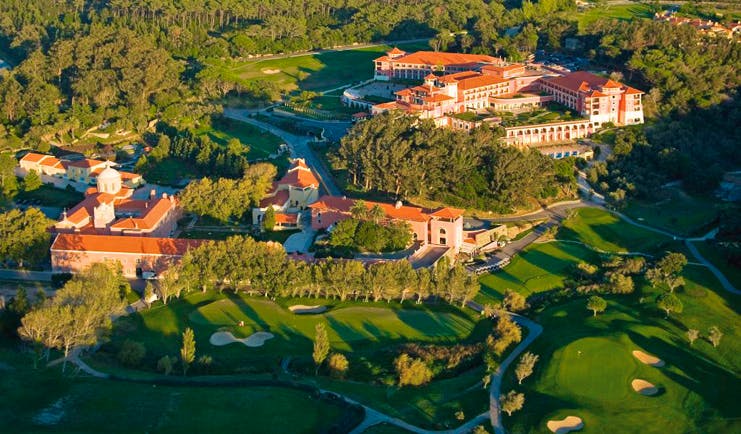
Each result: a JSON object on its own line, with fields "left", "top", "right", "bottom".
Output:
{"left": 262, "top": 68, "right": 281, "bottom": 74}
{"left": 289, "top": 305, "right": 327, "bottom": 314}
{"left": 632, "top": 350, "right": 665, "bottom": 367}
{"left": 547, "top": 416, "right": 584, "bottom": 434}
{"left": 210, "top": 331, "right": 274, "bottom": 347}
{"left": 632, "top": 379, "right": 659, "bottom": 396}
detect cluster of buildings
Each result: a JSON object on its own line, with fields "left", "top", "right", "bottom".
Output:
{"left": 252, "top": 159, "right": 504, "bottom": 261}
{"left": 654, "top": 10, "right": 741, "bottom": 39}
{"left": 18, "top": 152, "right": 200, "bottom": 279}
{"left": 344, "top": 48, "right": 646, "bottom": 157}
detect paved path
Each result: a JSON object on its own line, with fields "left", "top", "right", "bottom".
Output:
{"left": 488, "top": 315, "right": 543, "bottom": 434}
{"left": 222, "top": 109, "right": 342, "bottom": 196}
{"left": 685, "top": 240, "right": 740, "bottom": 294}
{"left": 0, "top": 269, "right": 53, "bottom": 282}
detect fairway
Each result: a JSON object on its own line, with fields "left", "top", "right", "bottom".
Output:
{"left": 623, "top": 190, "right": 725, "bottom": 237}
{"left": 0, "top": 342, "right": 346, "bottom": 434}
{"left": 558, "top": 207, "right": 674, "bottom": 253}
{"left": 197, "top": 118, "right": 283, "bottom": 160}
{"left": 503, "top": 295, "right": 741, "bottom": 434}
{"left": 477, "top": 241, "right": 599, "bottom": 303}
{"left": 228, "top": 42, "right": 429, "bottom": 94}
{"left": 577, "top": 4, "right": 653, "bottom": 31}
{"left": 190, "top": 298, "right": 476, "bottom": 350}
{"left": 108, "top": 292, "right": 482, "bottom": 372}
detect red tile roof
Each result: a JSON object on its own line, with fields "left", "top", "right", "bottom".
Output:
{"left": 275, "top": 213, "right": 298, "bottom": 224}
{"left": 309, "top": 196, "right": 430, "bottom": 222}
{"left": 545, "top": 71, "right": 642, "bottom": 95}
{"left": 109, "top": 198, "right": 175, "bottom": 230}
{"left": 388, "top": 47, "right": 406, "bottom": 55}
{"left": 391, "top": 51, "right": 499, "bottom": 67}
{"left": 51, "top": 233, "right": 205, "bottom": 256}
{"left": 429, "top": 207, "right": 465, "bottom": 219}
{"left": 259, "top": 189, "right": 290, "bottom": 208}
{"left": 19, "top": 153, "right": 47, "bottom": 163}
{"left": 422, "top": 94, "right": 454, "bottom": 103}
{"left": 66, "top": 159, "right": 107, "bottom": 169}
{"left": 457, "top": 74, "right": 508, "bottom": 90}
{"left": 278, "top": 166, "right": 320, "bottom": 188}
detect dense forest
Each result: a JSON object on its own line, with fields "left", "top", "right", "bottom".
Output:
{"left": 0, "top": 0, "right": 739, "bottom": 206}
{"left": 336, "top": 114, "right": 577, "bottom": 212}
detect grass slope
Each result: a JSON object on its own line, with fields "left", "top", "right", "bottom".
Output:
{"left": 0, "top": 341, "right": 343, "bottom": 434}
{"left": 108, "top": 292, "right": 481, "bottom": 372}
{"left": 503, "top": 286, "right": 740, "bottom": 433}
{"left": 623, "top": 190, "right": 725, "bottom": 237}
{"left": 231, "top": 42, "right": 428, "bottom": 94}
{"left": 577, "top": 4, "right": 653, "bottom": 31}
{"left": 198, "top": 120, "right": 283, "bottom": 160}
{"left": 478, "top": 241, "right": 599, "bottom": 304}
{"left": 16, "top": 184, "right": 83, "bottom": 208}
{"left": 558, "top": 207, "right": 677, "bottom": 253}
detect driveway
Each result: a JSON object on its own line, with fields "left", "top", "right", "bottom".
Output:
{"left": 222, "top": 109, "right": 342, "bottom": 196}
{"left": 283, "top": 229, "right": 316, "bottom": 253}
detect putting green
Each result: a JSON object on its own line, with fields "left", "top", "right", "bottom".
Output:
{"left": 552, "top": 337, "right": 637, "bottom": 404}
{"left": 190, "top": 298, "right": 476, "bottom": 350}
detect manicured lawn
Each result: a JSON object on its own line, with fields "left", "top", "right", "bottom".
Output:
{"left": 692, "top": 241, "right": 741, "bottom": 289}
{"left": 623, "top": 190, "right": 725, "bottom": 237}
{"left": 477, "top": 241, "right": 599, "bottom": 304}
{"left": 258, "top": 229, "right": 300, "bottom": 244}
{"left": 0, "top": 341, "right": 345, "bottom": 434}
{"left": 558, "top": 207, "right": 675, "bottom": 254}
{"left": 577, "top": 4, "right": 654, "bottom": 31}
{"left": 229, "top": 42, "right": 429, "bottom": 94}
{"left": 200, "top": 118, "right": 283, "bottom": 160}
{"left": 179, "top": 229, "right": 252, "bottom": 241}
{"left": 317, "top": 365, "right": 488, "bottom": 430}
{"left": 105, "top": 292, "right": 483, "bottom": 373}
{"left": 501, "top": 275, "right": 741, "bottom": 433}
{"left": 141, "top": 157, "right": 200, "bottom": 186}
{"left": 16, "top": 184, "right": 83, "bottom": 208}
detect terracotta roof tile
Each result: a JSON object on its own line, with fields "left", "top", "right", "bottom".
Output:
{"left": 309, "top": 196, "right": 430, "bottom": 222}
{"left": 259, "top": 189, "right": 290, "bottom": 208}
{"left": 429, "top": 207, "right": 465, "bottom": 219}
{"left": 275, "top": 213, "right": 298, "bottom": 224}
{"left": 391, "top": 51, "right": 499, "bottom": 67}
{"left": 457, "top": 74, "right": 508, "bottom": 90}
{"left": 66, "top": 159, "right": 107, "bottom": 169}
{"left": 51, "top": 233, "right": 205, "bottom": 256}
{"left": 19, "top": 153, "right": 48, "bottom": 163}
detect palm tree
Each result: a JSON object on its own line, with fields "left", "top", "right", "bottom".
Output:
{"left": 350, "top": 200, "right": 368, "bottom": 220}
{"left": 368, "top": 204, "right": 385, "bottom": 224}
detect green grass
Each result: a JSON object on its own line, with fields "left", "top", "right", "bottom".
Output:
{"left": 228, "top": 42, "right": 429, "bottom": 94}
{"left": 577, "top": 4, "right": 654, "bottom": 31}
{"left": 105, "top": 292, "right": 482, "bottom": 373}
{"left": 141, "top": 157, "right": 199, "bottom": 186}
{"left": 179, "top": 229, "right": 252, "bottom": 241}
{"left": 0, "top": 341, "right": 345, "bottom": 434}
{"left": 317, "top": 365, "right": 488, "bottom": 429}
{"left": 558, "top": 207, "right": 675, "bottom": 254}
{"left": 477, "top": 241, "right": 599, "bottom": 304}
{"left": 258, "top": 229, "right": 300, "bottom": 244}
{"left": 502, "top": 270, "right": 741, "bottom": 433}
{"left": 623, "top": 190, "right": 725, "bottom": 237}
{"left": 16, "top": 184, "right": 83, "bottom": 208}
{"left": 199, "top": 119, "right": 283, "bottom": 161}
{"left": 692, "top": 240, "right": 741, "bottom": 290}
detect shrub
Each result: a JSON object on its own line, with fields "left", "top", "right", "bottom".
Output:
{"left": 117, "top": 339, "right": 146, "bottom": 367}
{"left": 157, "top": 355, "right": 176, "bottom": 375}
{"left": 328, "top": 353, "right": 349, "bottom": 379}
{"left": 394, "top": 353, "right": 433, "bottom": 387}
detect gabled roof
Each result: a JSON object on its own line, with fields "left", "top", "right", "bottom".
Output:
{"left": 259, "top": 189, "right": 290, "bottom": 208}
{"left": 109, "top": 197, "right": 175, "bottom": 230}
{"left": 389, "top": 51, "right": 499, "bottom": 67}
{"left": 388, "top": 47, "right": 406, "bottom": 55}
{"left": 545, "top": 71, "right": 643, "bottom": 95}
{"left": 309, "top": 196, "right": 430, "bottom": 222}
{"left": 66, "top": 159, "right": 108, "bottom": 169}
{"left": 20, "top": 153, "right": 48, "bottom": 163}
{"left": 456, "top": 74, "right": 508, "bottom": 90}
{"left": 277, "top": 164, "right": 320, "bottom": 189}
{"left": 422, "top": 94, "right": 454, "bottom": 103}
{"left": 429, "top": 207, "right": 465, "bottom": 219}
{"left": 275, "top": 213, "right": 298, "bottom": 224}
{"left": 51, "top": 233, "right": 205, "bottom": 256}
